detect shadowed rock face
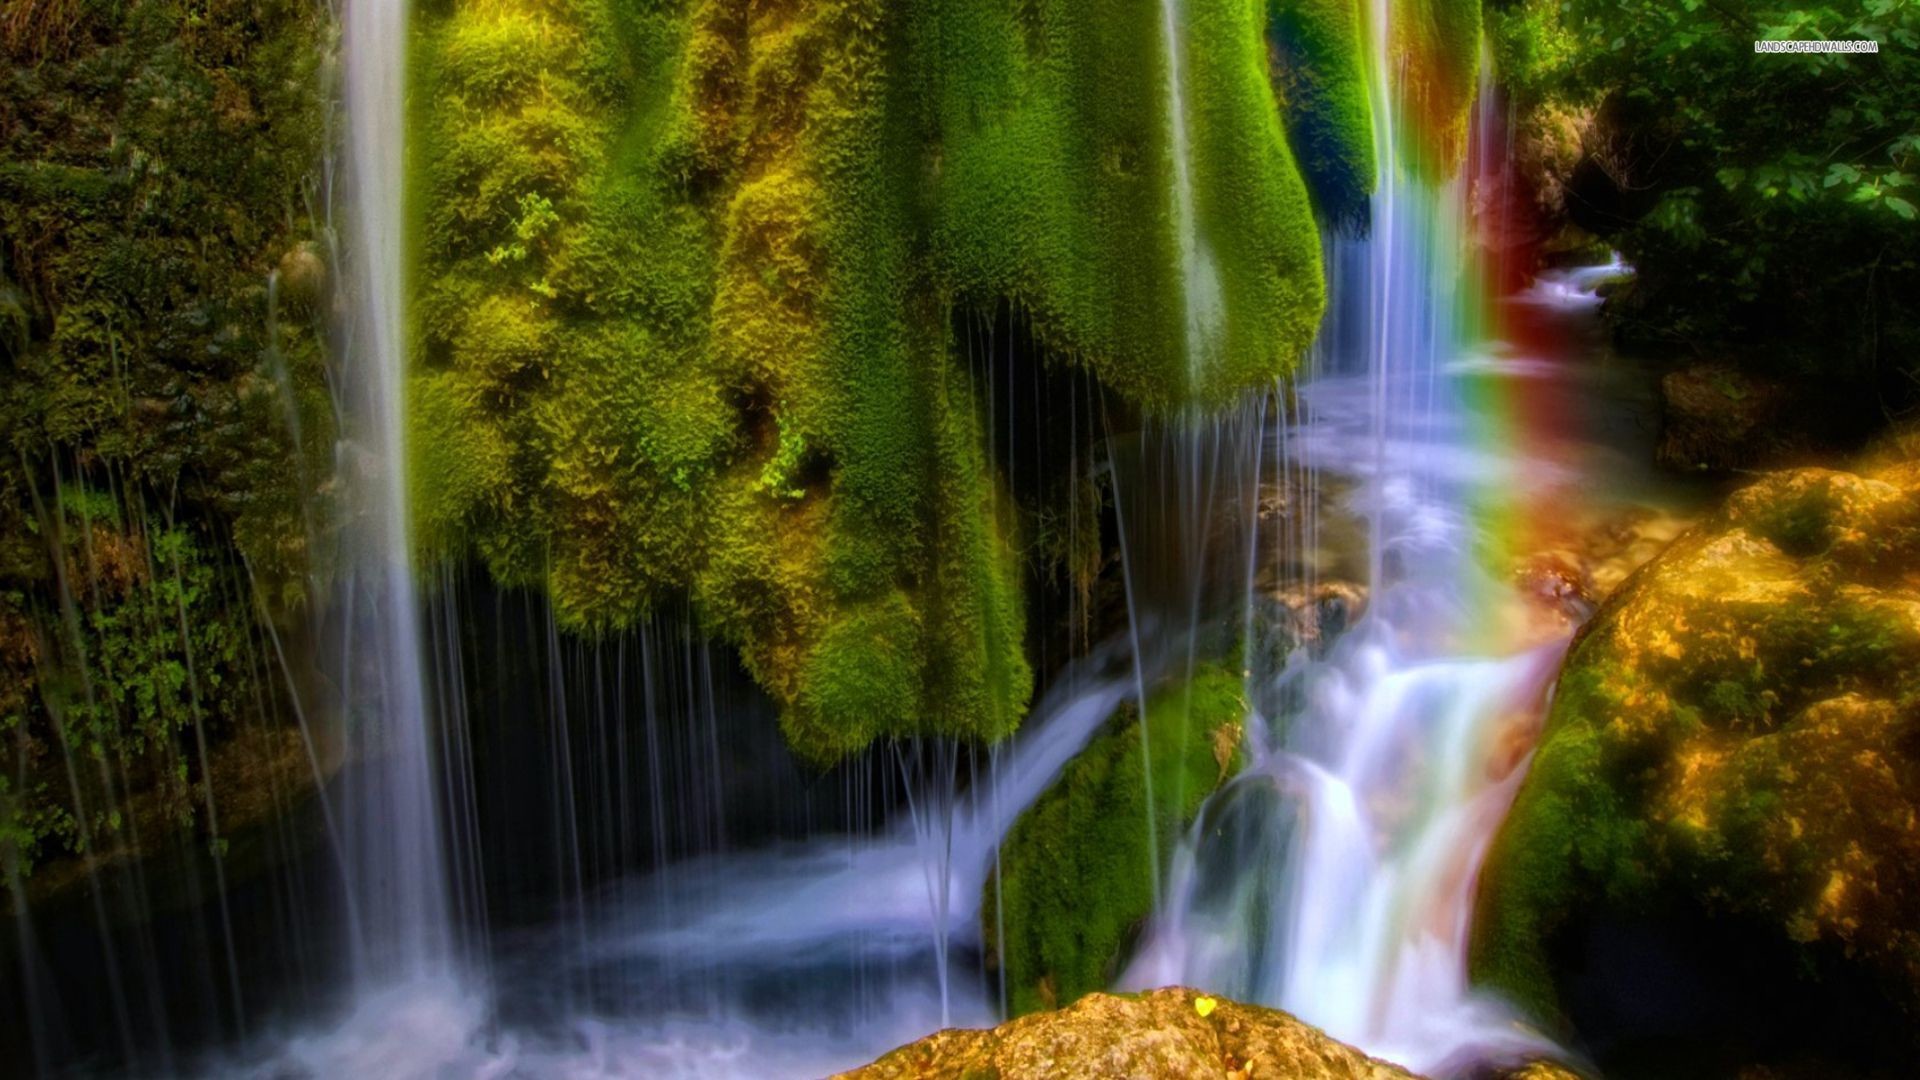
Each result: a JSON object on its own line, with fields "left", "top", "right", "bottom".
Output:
{"left": 1473, "top": 450, "right": 1920, "bottom": 1074}
{"left": 835, "top": 987, "right": 1418, "bottom": 1079}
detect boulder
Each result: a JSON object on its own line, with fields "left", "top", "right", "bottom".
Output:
{"left": 1473, "top": 456, "right": 1920, "bottom": 1073}
{"left": 836, "top": 987, "right": 1416, "bottom": 1079}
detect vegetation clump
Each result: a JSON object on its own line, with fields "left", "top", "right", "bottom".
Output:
{"left": 1487, "top": 0, "right": 1920, "bottom": 397}
{"left": 1, "top": 0, "right": 330, "bottom": 883}
{"left": 986, "top": 663, "right": 1247, "bottom": 1015}
{"left": 1267, "top": 0, "right": 1379, "bottom": 229}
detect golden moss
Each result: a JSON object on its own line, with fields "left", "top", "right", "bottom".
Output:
{"left": 1473, "top": 463, "right": 1920, "bottom": 1035}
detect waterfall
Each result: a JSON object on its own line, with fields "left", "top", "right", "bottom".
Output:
{"left": 339, "top": 0, "right": 452, "bottom": 984}
{"left": 1121, "top": 7, "right": 1564, "bottom": 1076}
{"left": 1157, "top": 0, "right": 1223, "bottom": 379}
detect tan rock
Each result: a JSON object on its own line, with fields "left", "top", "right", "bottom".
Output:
{"left": 837, "top": 988, "right": 1418, "bottom": 1080}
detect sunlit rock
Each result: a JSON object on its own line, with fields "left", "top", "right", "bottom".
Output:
{"left": 1473, "top": 453, "right": 1920, "bottom": 1073}
{"left": 837, "top": 987, "right": 1417, "bottom": 1079}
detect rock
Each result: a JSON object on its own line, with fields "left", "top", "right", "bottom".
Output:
{"left": 1492, "top": 1064, "right": 1590, "bottom": 1080}
{"left": 836, "top": 987, "right": 1417, "bottom": 1079}
{"left": 274, "top": 241, "right": 327, "bottom": 311}
{"left": 1495, "top": 503, "right": 1694, "bottom": 653}
{"left": 1255, "top": 580, "right": 1369, "bottom": 668}
{"left": 1655, "top": 364, "right": 1807, "bottom": 473}
{"left": 1513, "top": 551, "right": 1593, "bottom": 621}
{"left": 1473, "top": 457, "right": 1920, "bottom": 1073}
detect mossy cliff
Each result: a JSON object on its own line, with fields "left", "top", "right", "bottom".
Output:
{"left": 2, "top": 2, "right": 331, "bottom": 881}
{"left": 1267, "top": 0, "right": 1377, "bottom": 229}
{"left": 0, "top": 0, "right": 1491, "bottom": 876}
{"left": 1472, "top": 454, "right": 1920, "bottom": 1070}
{"left": 986, "top": 663, "right": 1247, "bottom": 1016}
{"left": 408, "top": 0, "right": 1483, "bottom": 760}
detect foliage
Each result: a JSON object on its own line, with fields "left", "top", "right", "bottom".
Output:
{"left": 1489, "top": 0, "right": 1920, "bottom": 390}
{"left": 0, "top": 0, "right": 330, "bottom": 880}
{"left": 988, "top": 664, "right": 1247, "bottom": 1016}
{"left": 1, "top": 500, "right": 265, "bottom": 881}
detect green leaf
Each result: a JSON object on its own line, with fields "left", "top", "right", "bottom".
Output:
{"left": 1886, "top": 196, "right": 1917, "bottom": 220}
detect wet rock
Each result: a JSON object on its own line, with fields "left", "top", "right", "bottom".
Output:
{"left": 837, "top": 987, "right": 1417, "bottom": 1079}
{"left": 1498, "top": 504, "right": 1693, "bottom": 652}
{"left": 1473, "top": 456, "right": 1920, "bottom": 1073}
{"left": 1254, "top": 581, "right": 1369, "bottom": 667}
{"left": 1489, "top": 1063, "right": 1589, "bottom": 1080}
{"left": 1513, "top": 552, "right": 1593, "bottom": 621}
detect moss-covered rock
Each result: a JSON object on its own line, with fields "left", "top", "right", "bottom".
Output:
{"left": 1391, "top": 0, "right": 1481, "bottom": 180}
{"left": 409, "top": 0, "right": 1392, "bottom": 759}
{"left": 1472, "top": 457, "right": 1920, "bottom": 1069}
{"left": 838, "top": 986, "right": 1416, "bottom": 1079}
{"left": 406, "top": 0, "right": 1491, "bottom": 761}
{"left": 987, "top": 663, "right": 1247, "bottom": 1016}
{"left": 1, "top": 0, "right": 331, "bottom": 882}
{"left": 1267, "top": 0, "right": 1376, "bottom": 229}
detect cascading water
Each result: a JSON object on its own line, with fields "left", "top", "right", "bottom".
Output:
{"left": 1123, "top": 9, "right": 1574, "bottom": 1077}
{"left": 338, "top": 0, "right": 453, "bottom": 988}
{"left": 0, "top": 0, "right": 1717, "bottom": 1074}
{"left": 294, "top": 1, "right": 1566, "bottom": 1072}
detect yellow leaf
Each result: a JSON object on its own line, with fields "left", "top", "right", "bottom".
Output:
{"left": 1194, "top": 995, "right": 1217, "bottom": 1018}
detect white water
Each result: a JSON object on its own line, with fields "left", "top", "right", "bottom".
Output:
{"left": 1514, "top": 251, "right": 1629, "bottom": 310}
{"left": 1157, "top": 0, "right": 1224, "bottom": 379}
{"left": 1121, "top": 8, "right": 1570, "bottom": 1076}
{"left": 340, "top": 0, "right": 452, "bottom": 984}
{"left": 236, "top": 650, "right": 1136, "bottom": 1076}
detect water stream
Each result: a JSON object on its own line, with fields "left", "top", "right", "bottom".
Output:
{"left": 1121, "top": 7, "right": 1568, "bottom": 1071}
{"left": 280, "top": 0, "right": 1605, "bottom": 1060}
{"left": 338, "top": 0, "right": 455, "bottom": 996}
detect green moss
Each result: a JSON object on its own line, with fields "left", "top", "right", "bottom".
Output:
{"left": 407, "top": 1, "right": 1484, "bottom": 759}
{"left": 1473, "top": 466, "right": 1920, "bottom": 1034}
{"left": 1, "top": 0, "right": 330, "bottom": 881}
{"left": 989, "top": 663, "right": 1247, "bottom": 1015}
{"left": 1267, "top": 0, "right": 1376, "bottom": 229}
{"left": 1469, "top": 659, "right": 1652, "bottom": 1022}
{"left": 914, "top": 0, "right": 1326, "bottom": 407}
{"left": 1, "top": 512, "right": 269, "bottom": 881}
